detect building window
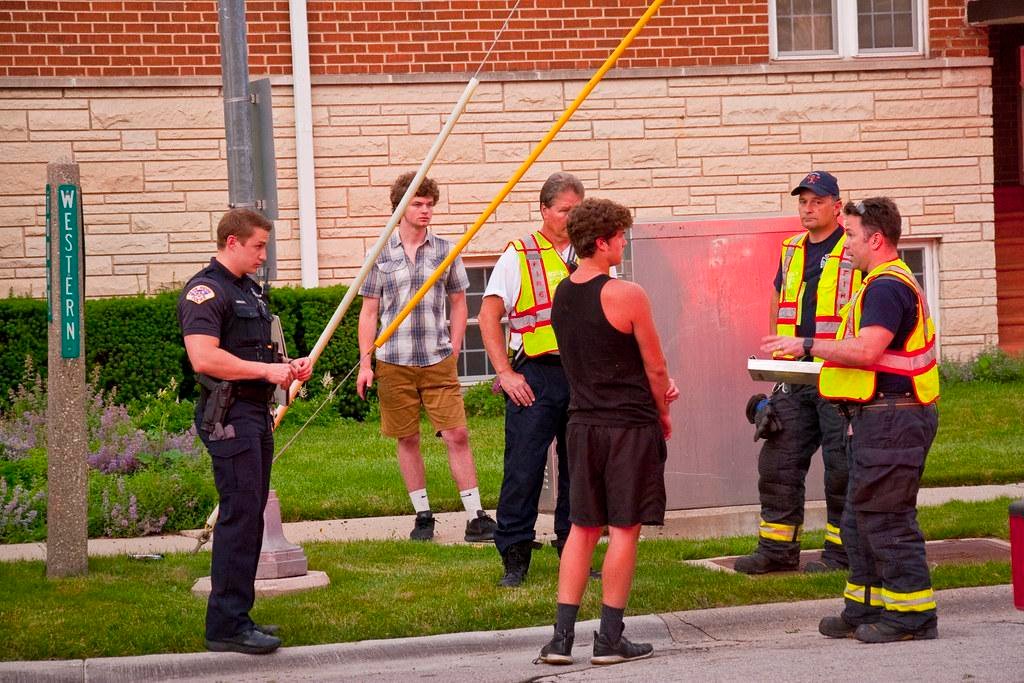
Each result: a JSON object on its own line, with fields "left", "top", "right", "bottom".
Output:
{"left": 897, "top": 239, "right": 939, "bottom": 349}
{"left": 771, "top": 0, "right": 922, "bottom": 59}
{"left": 457, "top": 265, "right": 499, "bottom": 384}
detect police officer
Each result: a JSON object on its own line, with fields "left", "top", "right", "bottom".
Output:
{"left": 178, "top": 208, "right": 312, "bottom": 655}
{"left": 763, "top": 196, "right": 940, "bottom": 643}
{"left": 736, "top": 171, "right": 861, "bottom": 575}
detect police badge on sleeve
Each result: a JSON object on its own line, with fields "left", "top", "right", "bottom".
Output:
{"left": 185, "top": 284, "right": 215, "bottom": 304}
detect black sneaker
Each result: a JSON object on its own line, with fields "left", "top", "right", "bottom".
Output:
{"left": 534, "top": 629, "right": 574, "bottom": 665}
{"left": 499, "top": 541, "right": 532, "bottom": 587}
{"left": 591, "top": 630, "right": 654, "bottom": 665}
{"left": 819, "top": 616, "right": 857, "bottom": 639}
{"left": 205, "top": 628, "right": 281, "bottom": 655}
{"left": 854, "top": 621, "right": 938, "bottom": 643}
{"left": 733, "top": 552, "right": 798, "bottom": 575}
{"left": 465, "top": 510, "right": 496, "bottom": 542}
{"left": 410, "top": 511, "right": 435, "bottom": 541}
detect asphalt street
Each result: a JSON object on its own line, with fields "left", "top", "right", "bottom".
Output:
{"left": 3, "top": 584, "right": 1021, "bottom": 682}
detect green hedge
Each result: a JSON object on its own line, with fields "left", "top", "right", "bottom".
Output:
{"left": 0, "top": 285, "right": 368, "bottom": 419}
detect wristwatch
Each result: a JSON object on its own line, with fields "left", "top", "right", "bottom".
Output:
{"left": 802, "top": 337, "right": 814, "bottom": 357}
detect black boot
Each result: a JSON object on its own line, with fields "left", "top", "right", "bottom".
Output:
{"left": 499, "top": 541, "right": 533, "bottom": 587}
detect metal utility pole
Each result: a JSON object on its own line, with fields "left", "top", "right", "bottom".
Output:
{"left": 217, "top": 0, "right": 255, "bottom": 210}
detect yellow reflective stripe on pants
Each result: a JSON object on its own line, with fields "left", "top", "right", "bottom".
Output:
{"left": 880, "top": 587, "right": 936, "bottom": 612}
{"left": 844, "top": 582, "right": 884, "bottom": 607}
{"left": 825, "top": 523, "right": 842, "bottom": 546}
{"left": 759, "top": 518, "right": 800, "bottom": 542}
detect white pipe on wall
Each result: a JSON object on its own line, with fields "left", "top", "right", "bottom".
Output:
{"left": 288, "top": 0, "right": 319, "bottom": 287}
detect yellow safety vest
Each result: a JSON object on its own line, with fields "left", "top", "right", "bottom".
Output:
{"left": 818, "top": 259, "right": 940, "bottom": 404}
{"left": 507, "top": 231, "right": 571, "bottom": 357}
{"left": 776, "top": 231, "right": 861, "bottom": 360}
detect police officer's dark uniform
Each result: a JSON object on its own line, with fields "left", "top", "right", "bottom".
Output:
{"left": 178, "top": 257, "right": 279, "bottom": 650}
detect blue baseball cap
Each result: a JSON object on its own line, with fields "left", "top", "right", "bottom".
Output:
{"left": 791, "top": 170, "right": 840, "bottom": 198}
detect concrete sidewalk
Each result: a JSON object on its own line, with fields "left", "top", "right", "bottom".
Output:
{"left": 2, "top": 482, "right": 1021, "bottom": 562}
{"left": 2, "top": 584, "right": 1021, "bottom": 682}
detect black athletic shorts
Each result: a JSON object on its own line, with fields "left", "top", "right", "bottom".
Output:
{"left": 566, "top": 421, "right": 667, "bottom": 528}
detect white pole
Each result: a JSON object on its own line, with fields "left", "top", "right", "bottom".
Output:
{"left": 276, "top": 76, "right": 481, "bottom": 413}
{"left": 288, "top": 0, "right": 319, "bottom": 288}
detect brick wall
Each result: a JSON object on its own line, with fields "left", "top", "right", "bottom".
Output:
{"left": 0, "top": 0, "right": 987, "bottom": 78}
{"left": 0, "top": 59, "right": 997, "bottom": 356}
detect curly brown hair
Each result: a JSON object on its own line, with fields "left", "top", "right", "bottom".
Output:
{"left": 390, "top": 171, "right": 440, "bottom": 211}
{"left": 567, "top": 198, "right": 633, "bottom": 258}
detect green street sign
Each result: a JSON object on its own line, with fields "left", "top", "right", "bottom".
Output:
{"left": 57, "top": 184, "right": 81, "bottom": 358}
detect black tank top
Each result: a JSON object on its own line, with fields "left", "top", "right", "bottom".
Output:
{"left": 551, "top": 274, "right": 659, "bottom": 426}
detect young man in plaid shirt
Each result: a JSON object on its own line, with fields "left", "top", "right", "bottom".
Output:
{"left": 356, "top": 172, "right": 496, "bottom": 543}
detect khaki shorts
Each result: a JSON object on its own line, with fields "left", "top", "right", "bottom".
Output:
{"left": 375, "top": 354, "right": 466, "bottom": 438}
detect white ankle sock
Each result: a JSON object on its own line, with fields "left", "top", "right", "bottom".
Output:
{"left": 460, "top": 487, "right": 482, "bottom": 521}
{"left": 409, "top": 488, "right": 430, "bottom": 514}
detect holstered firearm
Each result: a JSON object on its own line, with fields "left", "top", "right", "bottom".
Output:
{"left": 197, "top": 373, "right": 236, "bottom": 442}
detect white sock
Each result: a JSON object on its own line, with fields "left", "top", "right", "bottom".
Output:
{"left": 409, "top": 488, "right": 430, "bottom": 514}
{"left": 460, "top": 487, "right": 483, "bottom": 521}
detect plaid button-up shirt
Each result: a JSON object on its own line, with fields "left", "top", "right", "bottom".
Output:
{"left": 359, "top": 231, "right": 469, "bottom": 367}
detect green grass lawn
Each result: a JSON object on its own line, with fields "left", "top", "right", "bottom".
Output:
{"left": 268, "top": 381, "right": 1024, "bottom": 521}
{"left": 0, "top": 497, "right": 1012, "bottom": 661}
{"left": 922, "top": 380, "right": 1024, "bottom": 486}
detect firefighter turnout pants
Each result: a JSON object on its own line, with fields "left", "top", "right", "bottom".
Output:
{"left": 755, "top": 383, "right": 848, "bottom": 565}
{"left": 840, "top": 400, "right": 939, "bottom": 632}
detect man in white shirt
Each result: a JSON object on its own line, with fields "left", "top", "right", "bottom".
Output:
{"left": 479, "top": 172, "right": 585, "bottom": 587}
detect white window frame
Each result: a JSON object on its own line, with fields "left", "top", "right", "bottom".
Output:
{"left": 896, "top": 237, "right": 940, "bottom": 356}
{"left": 455, "top": 262, "right": 502, "bottom": 386}
{"left": 769, "top": 0, "right": 927, "bottom": 61}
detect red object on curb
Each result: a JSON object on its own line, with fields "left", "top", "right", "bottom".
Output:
{"left": 1012, "top": 499, "right": 1024, "bottom": 611}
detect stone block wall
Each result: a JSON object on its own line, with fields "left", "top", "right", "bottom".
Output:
{"left": 0, "top": 57, "right": 997, "bottom": 356}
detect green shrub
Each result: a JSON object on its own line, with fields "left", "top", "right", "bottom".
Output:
{"left": 463, "top": 380, "right": 504, "bottom": 417}
{"left": 0, "top": 284, "right": 366, "bottom": 417}
{"left": 940, "top": 347, "right": 1024, "bottom": 384}
{"left": 0, "top": 478, "right": 47, "bottom": 543}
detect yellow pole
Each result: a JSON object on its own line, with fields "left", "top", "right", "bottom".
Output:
{"left": 373, "top": 0, "right": 665, "bottom": 349}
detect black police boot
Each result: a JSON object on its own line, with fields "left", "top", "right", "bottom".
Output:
{"left": 205, "top": 628, "right": 281, "bottom": 655}
{"left": 733, "top": 551, "right": 798, "bottom": 575}
{"left": 534, "top": 628, "right": 575, "bottom": 665}
{"left": 499, "top": 541, "right": 533, "bottom": 587}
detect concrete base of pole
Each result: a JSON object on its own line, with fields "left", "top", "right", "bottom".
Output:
{"left": 190, "top": 570, "right": 330, "bottom": 599}
{"left": 256, "top": 489, "right": 308, "bottom": 579}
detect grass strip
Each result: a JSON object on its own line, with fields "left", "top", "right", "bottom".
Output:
{"left": 0, "top": 497, "right": 1013, "bottom": 661}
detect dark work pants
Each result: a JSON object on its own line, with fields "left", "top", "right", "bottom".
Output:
{"left": 756, "top": 383, "right": 848, "bottom": 564}
{"left": 494, "top": 360, "right": 571, "bottom": 555}
{"left": 199, "top": 399, "right": 274, "bottom": 640}
{"left": 841, "top": 402, "right": 939, "bottom": 631}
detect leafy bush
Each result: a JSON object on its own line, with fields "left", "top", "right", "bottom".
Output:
{"left": 0, "top": 367, "right": 211, "bottom": 541}
{"left": 0, "top": 478, "right": 47, "bottom": 543}
{"left": 463, "top": 380, "right": 505, "bottom": 417}
{"left": 939, "top": 347, "right": 1024, "bottom": 384}
{"left": 0, "top": 284, "right": 367, "bottom": 418}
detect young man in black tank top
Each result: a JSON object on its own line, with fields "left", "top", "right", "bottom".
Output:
{"left": 536, "top": 198, "right": 678, "bottom": 666}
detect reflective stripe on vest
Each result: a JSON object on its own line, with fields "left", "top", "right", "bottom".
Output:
{"left": 880, "top": 587, "right": 936, "bottom": 613}
{"left": 507, "top": 231, "right": 570, "bottom": 357}
{"left": 759, "top": 517, "right": 801, "bottom": 543}
{"left": 819, "top": 259, "right": 940, "bottom": 404}
{"left": 776, "top": 231, "right": 861, "bottom": 360}
{"left": 844, "top": 582, "right": 884, "bottom": 607}
{"left": 825, "top": 523, "right": 842, "bottom": 546}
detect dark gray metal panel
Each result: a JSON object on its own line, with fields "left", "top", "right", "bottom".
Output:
{"left": 967, "top": 0, "right": 1024, "bottom": 26}
{"left": 633, "top": 217, "right": 827, "bottom": 510}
